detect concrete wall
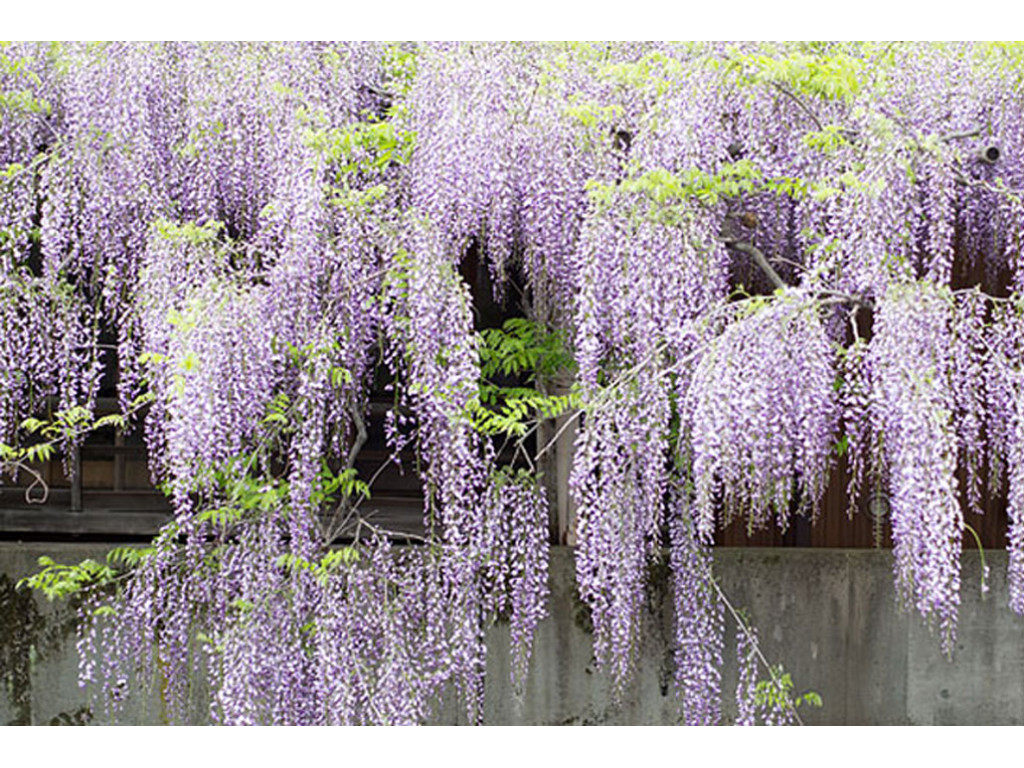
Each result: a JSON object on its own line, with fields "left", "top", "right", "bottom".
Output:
{"left": 1, "top": 543, "right": 1020, "bottom": 725}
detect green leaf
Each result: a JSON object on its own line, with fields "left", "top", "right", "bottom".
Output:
{"left": 93, "top": 413, "right": 125, "bottom": 430}
{"left": 19, "top": 417, "right": 45, "bottom": 434}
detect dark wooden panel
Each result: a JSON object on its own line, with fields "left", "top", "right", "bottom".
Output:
{"left": 0, "top": 509, "right": 174, "bottom": 537}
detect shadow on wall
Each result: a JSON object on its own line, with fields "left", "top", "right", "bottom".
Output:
{"left": 2, "top": 545, "right": 1023, "bottom": 725}
{"left": 0, "top": 573, "right": 91, "bottom": 725}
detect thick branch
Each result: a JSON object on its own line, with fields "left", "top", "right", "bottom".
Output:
{"left": 818, "top": 291, "right": 874, "bottom": 309}
{"left": 344, "top": 401, "right": 368, "bottom": 470}
{"left": 723, "top": 239, "right": 788, "bottom": 291}
{"left": 771, "top": 83, "right": 825, "bottom": 132}
{"left": 323, "top": 403, "right": 371, "bottom": 543}
{"left": 952, "top": 166, "right": 1024, "bottom": 198}
{"left": 719, "top": 236, "right": 879, "bottom": 311}
{"left": 941, "top": 126, "right": 984, "bottom": 143}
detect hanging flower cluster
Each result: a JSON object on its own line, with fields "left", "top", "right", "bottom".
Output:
{"left": 80, "top": 524, "right": 459, "bottom": 725}
{"left": 687, "top": 292, "right": 838, "bottom": 538}
{"left": 986, "top": 301, "right": 1024, "bottom": 615}
{"left": 0, "top": 273, "right": 100, "bottom": 447}
{"left": 868, "top": 284, "right": 962, "bottom": 650}
{"left": 0, "top": 47, "right": 52, "bottom": 275}
{"left": 480, "top": 468, "right": 551, "bottom": 688}
{"left": 571, "top": 364, "right": 670, "bottom": 690}
{"left": 669, "top": 495, "right": 724, "bottom": 726}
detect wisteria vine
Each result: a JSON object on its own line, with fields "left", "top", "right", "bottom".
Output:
{"left": 5, "top": 41, "right": 1024, "bottom": 725}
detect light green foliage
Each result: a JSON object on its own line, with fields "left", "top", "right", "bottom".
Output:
{"left": 379, "top": 43, "right": 419, "bottom": 108}
{"left": 471, "top": 318, "right": 579, "bottom": 438}
{"left": 479, "top": 317, "right": 573, "bottom": 381}
{"left": 17, "top": 434, "right": 373, "bottom": 604}
{"left": 302, "top": 49, "right": 416, "bottom": 215}
{"left": 974, "top": 42, "right": 1024, "bottom": 90}
{"left": 598, "top": 50, "right": 690, "bottom": 96}
{"left": 616, "top": 162, "right": 761, "bottom": 207}
{"left": 276, "top": 546, "right": 360, "bottom": 585}
{"left": 0, "top": 44, "right": 50, "bottom": 117}
{"left": 18, "top": 556, "right": 117, "bottom": 602}
{"left": 281, "top": 339, "right": 353, "bottom": 394}
{"left": 0, "top": 396, "right": 152, "bottom": 472}
{"left": 563, "top": 99, "right": 624, "bottom": 132}
{"left": 754, "top": 665, "right": 823, "bottom": 713}
{"left": 305, "top": 45, "right": 420, "bottom": 215}
{"left": 727, "top": 44, "right": 863, "bottom": 103}
{"left": 174, "top": 119, "right": 226, "bottom": 160}
{"left": 801, "top": 124, "right": 852, "bottom": 155}
{"left": 105, "top": 547, "right": 155, "bottom": 568}
{"left": 472, "top": 388, "right": 581, "bottom": 439}
{"left": 304, "top": 119, "right": 415, "bottom": 177}
{"left": 194, "top": 456, "right": 368, "bottom": 532}
{"left": 325, "top": 183, "right": 391, "bottom": 213}
{"left": 151, "top": 218, "right": 254, "bottom": 285}
{"left": 153, "top": 218, "right": 224, "bottom": 246}
{"left": 310, "top": 465, "right": 369, "bottom": 509}
{"left": 0, "top": 162, "right": 27, "bottom": 180}
{"left": 0, "top": 89, "right": 50, "bottom": 115}
{"left": 586, "top": 161, "right": 799, "bottom": 226}
{"left": 210, "top": 456, "right": 289, "bottom": 512}
{"left": 261, "top": 392, "right": 291, "bottom": 427}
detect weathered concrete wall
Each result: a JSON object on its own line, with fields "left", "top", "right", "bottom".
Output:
{"left": 1, "top": 543, "right": 1019, "bottom": 725}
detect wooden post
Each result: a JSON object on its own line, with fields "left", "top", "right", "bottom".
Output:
{"left": 538, "top": 373, "right": 577, "bottom": 546}
{"left": 113, "top": 431, "right": 125, "bottom": 492}
{"left": 553, "top": 400, "right": 577, "bottom": 546}
{"left": 70, "top": 445, "right": 82, "bottom": 513}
